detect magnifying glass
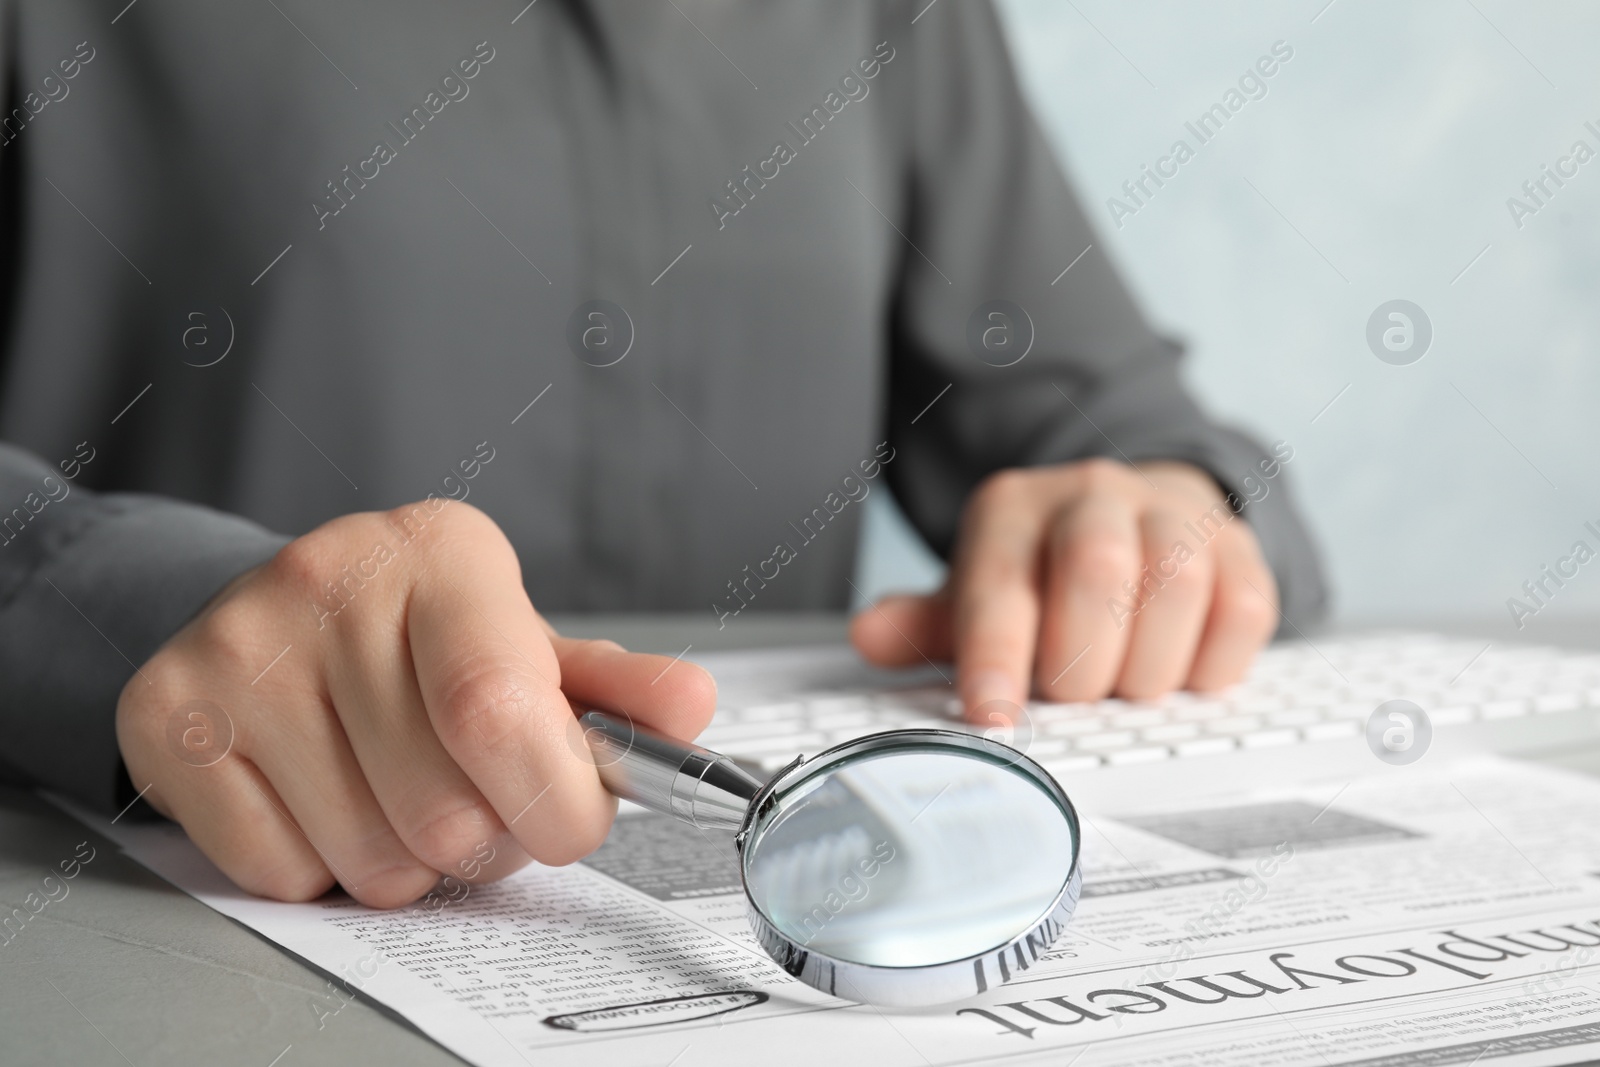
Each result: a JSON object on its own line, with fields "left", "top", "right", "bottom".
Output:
{"left": 579, "top": 711, "right": 1083, "bottom": 1008}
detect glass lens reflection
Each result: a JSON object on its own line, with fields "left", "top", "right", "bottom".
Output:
{"left": 743, "top": 745, "right": 1075, "bottom": 968}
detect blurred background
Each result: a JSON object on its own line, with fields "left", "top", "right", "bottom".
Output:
{"left": 855, "top": 0, "right": 1600, "bottom": 636}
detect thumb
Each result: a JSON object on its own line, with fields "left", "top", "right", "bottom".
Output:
{"left": 547, "top": 635, "right": 717, "bottom": 743}
{"left": 849, "top": 591, "right": 954, "bottom": 667}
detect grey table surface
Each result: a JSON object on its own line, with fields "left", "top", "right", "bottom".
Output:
{"left": 5, "top": 614, "right": 1600, "bottom": 1067}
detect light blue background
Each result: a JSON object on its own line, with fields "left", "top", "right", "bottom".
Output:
{"left": 855, "top": 0, "right": 1600, "bottom": 632}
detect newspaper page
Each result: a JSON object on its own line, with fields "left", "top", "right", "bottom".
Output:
{"left": 56, "top": 746, "right": 1600, "bottom": 1067}
{"left": 46, "top": 633, "right": 1600, "bottom": 1067}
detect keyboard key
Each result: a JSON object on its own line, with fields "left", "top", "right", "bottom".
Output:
{"left": 1042, "top": 754, "right": 1103, "bottom": 773}
{"left": 1030, "top": 702, "right": 1097, "bottom": 720}
{"left": 1175, "top": 703, "right": 1228, "bottom": 722}
{"left": 1111, "top": 709, "right": 1169, "bottom": 729}
{"left": 806, "top": 696, "right": 873, "bottom": 715}
{"left": 1535, "top": 692, "right": 1582, "bottom": 713}
{"left": 1142, "top": 722, "right": 1199, "bottom": 743}
{"left": 1429, "top": 705, "right": 1475, "bottom": 725}
{"left": 1325, "top": 703, "right": 1373, "bottom": 721}
{"left": 1305, "top": 720, "right": 1360, "bottom": 740}
{"left": 1481, "top": 699, "right": 1530, "bottom": 720}
{"left": 1267, "top": 709, "right": 1322, "bottom": 727}
{"left": 1075, "top": 731, "right": 1136, "bottom": 752}
{"left": 1241, "top": 728, "right": 1299, "bottom": 748}
{"left": 1107, "top": 746, "right": 1171, "bottom": 765}
{"left": 1045, "top": 718, "right": 1108, "bottom": 737}
{"left": 895, "top": 687, "right": 959, "bottom": 709}
{"left": 700, "top": 720, "right": 804, "bottom": 742}
{"left": 739, "top": 703, "right": 807, "bottom": 722}
{"left": 898, "top": 717, "right": 959, "bottom": 731}
{"left": 810, "top": 711, "right": 876, "bottom": 730}
{"left": 828, "top": 727, "right": 888, "bottom": 745}
{"left": 869, "top": 705, "right": 932, "bottom": 722}
{"left": 717, "top": 732, "right": 827, "bottom": 757}
{"left": 1176, "top": 737, "right": 1236, "bottom": 757}
{"left": 1206, "top": 715, "right": 1263, "bottom": 736}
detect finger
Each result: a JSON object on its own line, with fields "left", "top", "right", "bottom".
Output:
{"left": 243, "top": 689, "right": 442, "bottom": 908}
{"left": 849, "top": 592, "right": 954, "bottom": 668}
{"left": 1035, "top": 493, "right": 1143, "bottom": 701}
{"left": 1115, "top": 507, "right": 1216, "bottom": 699}
{"left": 950, "top": 473, "right": 1049, "bottom": 719}
{"left": 120, "top": 722, "right": 336, "bottom": 902}
{"left": 548, "top": 636, "right": 717, "bottom": 743}
{"left": 408, "top": 549, "right": 615, "bottom": 868}
{"left": 319, "top": 625, "right": 531, "bottom": 892}
{"left": 1187, "top": 524, "right": 1280, "bottom": 691}
{"left": 117, "top": 684, "right": 339, "bottom": 901}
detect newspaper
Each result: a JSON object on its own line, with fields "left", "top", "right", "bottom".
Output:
{"left": 57, "top": 746, "right": 1600, "bottom": 1066}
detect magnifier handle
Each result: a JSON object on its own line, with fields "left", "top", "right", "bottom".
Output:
{"left": 578, "top": 710, "right": 764, "bottom": 832}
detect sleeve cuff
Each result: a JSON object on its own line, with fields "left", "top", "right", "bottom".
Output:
{"left": 0, "top": 494, "right": 289, "bottom": 812}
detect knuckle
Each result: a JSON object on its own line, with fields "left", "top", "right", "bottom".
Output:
{"left": 963, "top": 560, "right": 1034, "bottom": 605}
{"left": 195, "top": 597, "right": 272, "bottom": 673}
{"left": 115, "top": 659, "right": 165, "bottom": 726}
{"left": 433, "top": 669, "right": 542, "bottom": 753}
{"left": 1216, "top": 579, "right": 1279, "bottom": 638}
{"left": 395, "top": 499, "right": 519, "bottom": 570}
{"left": 1040, "top": 663, "right": 1112, "bottom": 703}
{"left": 201, "top": 593, "right": 257, "bottom": 647}
{"left": 114, "top": 681, "right": 166, "bottom": 764}
{"left": 345, "top": 864, "right": 436, "bottom": 910}
{"left": 264, "top": 532, "right": 335, "bottom": 596}
{"left": 386, "top": 497, "right": 458, "bottom": 537}
{"left": 1075, "top": 457, "right": 1127, "bottom": 493}
{"left": 1156, "top": 550, "right": 1211, "bottom": 600}
{"left": 406, "top": 802, "right": 497, "bottom": 873}
{"left": 231, "top": 854, "right": 335, "bottom": 903}
{"left": 415, "top": 498, "right": 493, "bottom": 540}
{"left": 115, "top": 656, "right": 193, "bottom": 761}
{"left": 971, "top": 468, "right": 1031, "bottom": 511}
{"left": 1060, "top": 534, "right": 1140, "bottom": 588}
{"left": 954, "top": 585, "right": 1037, "bottom": 647}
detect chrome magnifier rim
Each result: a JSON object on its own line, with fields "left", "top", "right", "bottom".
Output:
{"left": 736, "top": 728, "right": 1083, "bottom": 1008}
{"left": 579, "top": 712, "right": 1084, "bottom": 1008}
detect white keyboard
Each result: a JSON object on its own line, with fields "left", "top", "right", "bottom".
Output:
{"left": 697, "top": 633, "right": 1600, "bottom": 774}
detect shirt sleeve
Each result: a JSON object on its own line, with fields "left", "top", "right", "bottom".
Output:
{"left": 882, "top": 0, "right": 1328, "bottom": 628}
{"left": 0, "top": 443, "right": 288, "bottom": 811}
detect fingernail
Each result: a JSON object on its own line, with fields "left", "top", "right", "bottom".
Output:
{"left": 962, "top": 668, "right": 1024, "bottom": 713}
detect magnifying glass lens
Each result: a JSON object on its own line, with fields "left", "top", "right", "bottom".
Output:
{"left": 743, "top": 745, "right": 1077, "bottom": 969}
